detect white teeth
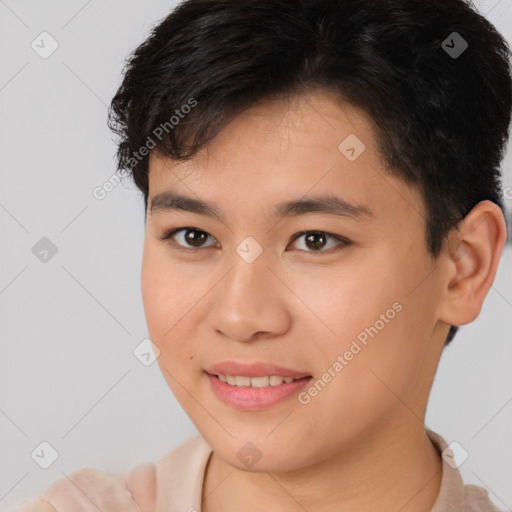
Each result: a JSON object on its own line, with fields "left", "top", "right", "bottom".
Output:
{"left": 270, "top": 375, "right": 285, "bottom": 386}
{"left": 235, "top": 375, "right": 251, "bottom": 386}
{"left": 250, "top": 376, "right": 271, "bottom": 388}
{"left": 217, "top": 374, "right": 297, "bottom": 387}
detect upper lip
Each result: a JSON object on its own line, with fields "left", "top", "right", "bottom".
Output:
{"left": 205, "top": 361, "right": 311, "bottom": 379}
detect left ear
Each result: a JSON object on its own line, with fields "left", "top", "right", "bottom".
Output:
{"left": 437, "top": 200, "right": 507, "bottom": 327}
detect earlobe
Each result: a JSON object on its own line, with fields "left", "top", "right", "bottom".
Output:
{"left": 438, "top": 200, "right": 507, "bottom": 327}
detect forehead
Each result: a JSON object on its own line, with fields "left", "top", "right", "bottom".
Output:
{"left": 152, "top": 92, "right": 379, "bottom": 169}
{"left": 146, "top": 92, "right": 424, "bottom": 227}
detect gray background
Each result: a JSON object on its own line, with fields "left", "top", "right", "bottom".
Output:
{"left": 0, "top": 1, "right": 511, "bottom": 510}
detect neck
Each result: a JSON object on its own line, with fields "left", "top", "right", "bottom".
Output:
{"left": 201, "top": 420, "right": 443, "bottom": 512}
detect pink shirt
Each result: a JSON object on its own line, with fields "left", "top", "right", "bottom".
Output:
{"left": 14, "top": 428, "right": 502, "bottom": 511}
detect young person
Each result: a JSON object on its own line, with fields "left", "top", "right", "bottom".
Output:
{"left": 16, "top": 0, "right": 511, "bottom": 510}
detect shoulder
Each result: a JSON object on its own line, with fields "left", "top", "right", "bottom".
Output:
{"left": 464, "top": 484, "right": 503, "bottom": 512}
{"left": 13, "top": 463, "right": 156, "bottom": 512}
{"left": 153, "top": 434, "right": 213, "bottom": 511}
{"left": 13, "top": 436, "right": 209, "bottom": 512}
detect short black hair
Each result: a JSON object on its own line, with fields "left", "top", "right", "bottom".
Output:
{"left": 108, "top": 0, "right": 512, "bottom": 346}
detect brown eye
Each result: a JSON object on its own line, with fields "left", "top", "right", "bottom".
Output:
{"left": 159, "top": 227, "right": 218, "bottom": 250}
{"left": 183, "top": 228, "right": 209, "bottom": 247}
{"left": 289, "top": 230, "right": 350, "bottom": 254}
{"left": 305, "top": 232, "right": 327, "bottom": 250}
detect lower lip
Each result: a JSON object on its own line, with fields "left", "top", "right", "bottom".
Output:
{"left": 205, "top": 372, "right": 312, "bottom": 411}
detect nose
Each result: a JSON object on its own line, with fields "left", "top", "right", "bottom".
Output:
{"left": 208, "top": 247, "right": 292, "bottom": 342}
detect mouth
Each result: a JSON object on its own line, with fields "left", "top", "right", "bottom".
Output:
{"left": 204, "top": 371, "right": 313, "bottom": 411}
{"left": 205, "top": 372, "right": 312, "bottom": 387}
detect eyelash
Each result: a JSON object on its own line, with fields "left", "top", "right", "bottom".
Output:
{"left": 158, "top": 227, "right": 351, "bottom": 256}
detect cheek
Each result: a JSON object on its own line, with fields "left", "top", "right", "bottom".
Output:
{"left": 141, "top": 244, "right": 203, "bottom": 359}
{"left": 141, "top": 258, "right": 203, "bottom": 401}
{"left": 294, "top": 261, "right": 403, "bottom": 353}
{"left": 298, "top": 258, "right": 425, "bottom": 402}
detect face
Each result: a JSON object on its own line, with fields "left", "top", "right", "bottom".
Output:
{"left": 141, "top": 91, "right": 448, "bottom": 472}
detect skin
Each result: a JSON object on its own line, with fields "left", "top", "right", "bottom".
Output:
{"left": 141, "top": 91, "right": 507, "bottom": 512}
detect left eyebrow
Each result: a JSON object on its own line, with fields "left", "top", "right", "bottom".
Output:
{"left": 149, "top": 191, "right": 374, "bottom": 223}
{"left": 274, "top": 194, "right": 374, "bottom": 221}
